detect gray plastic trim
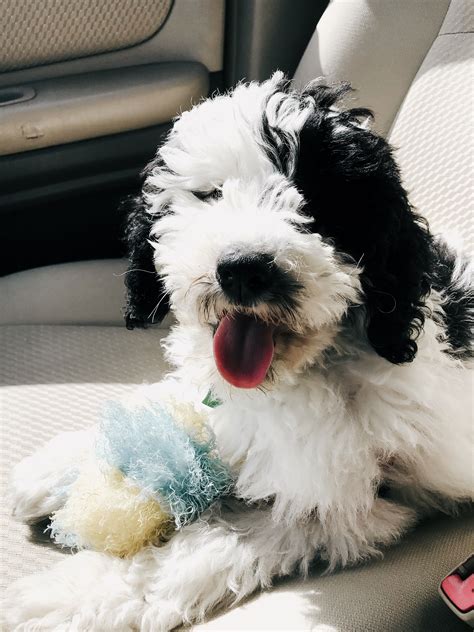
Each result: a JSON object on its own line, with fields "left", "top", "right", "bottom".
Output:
{"left": 0, "top": 86, "right": 36, "bottom": 107}
{"left": 0, "top": 62, "right": 208, "bottom": 155}
{"left": 0, "top": 123, "right": 171, "bottom": 211}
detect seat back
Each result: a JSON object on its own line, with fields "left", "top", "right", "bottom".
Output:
{"left": 294, "top": 0, "right": 473, "bottom": 246}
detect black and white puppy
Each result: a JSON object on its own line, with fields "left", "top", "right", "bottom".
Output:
{"left": 6, "top": 74, "right": 473, "bottom": 631}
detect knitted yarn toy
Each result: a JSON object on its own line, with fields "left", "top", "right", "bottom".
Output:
{"left": 49, "top": 396, "right": 232, "bottom": 557}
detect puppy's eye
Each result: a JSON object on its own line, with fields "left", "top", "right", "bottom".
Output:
{"left": 192, "top": 189, "right": 222, "bottom": 202}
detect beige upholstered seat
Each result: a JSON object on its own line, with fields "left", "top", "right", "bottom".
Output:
{"left": 1, "top": 2, "right": 472, "bottom": 630}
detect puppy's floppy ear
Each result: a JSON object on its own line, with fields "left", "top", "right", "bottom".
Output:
{"left": 360, "top": 196, "right": 433, "bottom": 364}
{"left": 295, "top": 84, "right": 434, "bottom": 364}
{"left": 123, "top": 195, "right": 169, "bottom": 329}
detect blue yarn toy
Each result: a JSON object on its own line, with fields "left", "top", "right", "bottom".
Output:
{"left": 50, "top": 396, "right": 232, "bottom": 557}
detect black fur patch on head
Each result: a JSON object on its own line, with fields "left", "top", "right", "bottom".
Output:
{"left": 432, "top": 240, "right": 473, "bottom": 359}
{"left": 260, "top": 76, "right": 300, "bottom": 177}
{"left": 123, "top": 194, "right": 169, "bottom": 329}
{"left": 261, "top": 112, "right": 295, "bottom": 176}
{"left": 290, "top": 84, "right": 434, "bottom": 364}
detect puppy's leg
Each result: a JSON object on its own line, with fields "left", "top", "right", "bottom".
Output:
{"left": 321, "top": 497, "right": 418, "bottom": 569}
{"left": 139, "top": 498, "right": 417, "bottom": 630}
{"left": 10, "top": 428, "right": 96, "bottom": 523}
{"left": 138, "top": 503, "right": 323, "bottom": 631}
{"left": 2, "top": 550, "right": 139, "bottom": 632}
{"left": 3, "top": 502, "right": 318, "bottom": 631}
{"left": 2, "top": 498, "right": 417, "bottom": 631}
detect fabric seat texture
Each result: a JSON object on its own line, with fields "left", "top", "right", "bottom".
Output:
{"left": 1, "top": 1, "right": 473, "bottom": 630}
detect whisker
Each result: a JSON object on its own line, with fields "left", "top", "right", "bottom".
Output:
{"left": 148, "top": 292, "right": 169, "bottom": 322}
{"left": 185, "top": 275, "right": 214, "bottom": 299}
{"left": 191, "top": 274, "right": 213, "bottom": 287}
{"left": 113, "top": 269, "right": 156, "bottom": 277}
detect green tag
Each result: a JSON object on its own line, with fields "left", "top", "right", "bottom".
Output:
{"left": 202, "top": 390, "right": 222, "bottom": 408}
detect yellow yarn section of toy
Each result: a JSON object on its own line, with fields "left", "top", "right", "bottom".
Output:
{"left": 50, "top": 463, "right": 172, "bottom": 557}
{"left": 163, "top": 397, "right": 212, "bottom": 445}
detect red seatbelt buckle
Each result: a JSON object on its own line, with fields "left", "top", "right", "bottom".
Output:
{"left": 439, "top": 554, "right": 474, "bottom": 627}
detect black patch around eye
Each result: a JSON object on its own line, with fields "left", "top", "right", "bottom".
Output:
{"left": 192, "top": 189, "right": 222, "bottom": 202}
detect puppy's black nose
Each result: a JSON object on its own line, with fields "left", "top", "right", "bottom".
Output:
{"left": 216, "top": 252, "right": 275, "bottom": 306}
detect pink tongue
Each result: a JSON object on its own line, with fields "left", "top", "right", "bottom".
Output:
{"left": 213, "top": 313, "right": 274, "bottom": 388}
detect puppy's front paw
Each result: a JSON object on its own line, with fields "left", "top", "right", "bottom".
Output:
{"left": 141, "top": 602, "right": 188, "bottom": 632}
{"left": 2, "top": 551, "right": 140, "bottom": 631}
{"left": 10, "top": 429, "right": 94, "bottom": 523}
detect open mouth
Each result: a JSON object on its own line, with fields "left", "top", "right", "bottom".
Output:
{"left": 213, "top": 312, "right": 275, "bottom": 389}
